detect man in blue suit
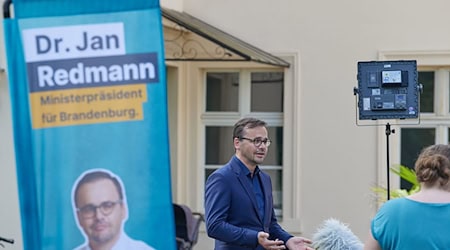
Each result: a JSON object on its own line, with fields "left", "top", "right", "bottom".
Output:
{"left": 205, "top": 117, "right": 313, "bottom": 250}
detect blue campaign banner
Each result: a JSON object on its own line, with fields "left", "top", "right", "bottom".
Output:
{"left": 3, "top": 1, "right": 175, "bottom": 249}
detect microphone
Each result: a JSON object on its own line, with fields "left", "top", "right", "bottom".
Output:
{"left": 0, "top": 236, "right": 14, "bottom": 244}
{"left": 311, "top": 218, "right": 363, "bottom": 250}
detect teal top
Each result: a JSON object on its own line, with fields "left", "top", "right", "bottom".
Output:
{"left": 371, "top": 197, "right": 450, "bottom": 250}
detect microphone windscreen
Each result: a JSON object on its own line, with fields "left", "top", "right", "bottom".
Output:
{"left": 312, "top": 218, "right": 363, "bottom": 250}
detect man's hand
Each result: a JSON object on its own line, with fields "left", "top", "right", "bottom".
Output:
{"left": 257, "top": 231, "right": 286, "bottom": 250}
{"left": 285, "top": 236, "right": 314, "bottom": 250}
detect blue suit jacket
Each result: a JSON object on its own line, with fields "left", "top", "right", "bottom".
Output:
{"left": 205, "top": 156, "right": 292, "bottom": 250}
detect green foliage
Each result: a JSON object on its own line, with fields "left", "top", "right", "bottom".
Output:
{"left": 372, "top": 165, "right": 420, "bottom": 204}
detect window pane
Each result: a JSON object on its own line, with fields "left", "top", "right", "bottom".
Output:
{"left": 251, "top": 72, "right": 284, "bottom": 112}
{"left": 419, "top": 71, "right": 434, "bottom": 113}
{"left": 266, "top": 169, "right": 282, "bottom": 218}
{"left": 206, "top": 72, "right": 239, "bottom": 112}
{"left": 400, "top": 128, "right": 435, "bottom": 189}
{"left": 264, "top": 127, "right": 283, "bottom": 166}
{"left": 448, "top": 128, "right": 450, "bottom": 144}
{"left": 205, "top": 126, "right": 234, "bottom": 165}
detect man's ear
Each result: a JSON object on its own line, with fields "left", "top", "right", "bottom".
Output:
{"left": 233, "top": 137, "right": 240, "bottom": 149}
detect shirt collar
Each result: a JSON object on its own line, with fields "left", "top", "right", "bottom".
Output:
{"left": 233, "top": 155, "right": 260, "bottom": 177}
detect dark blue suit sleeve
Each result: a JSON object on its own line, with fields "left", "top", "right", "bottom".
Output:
{"left": 268, "top": 211, "right": 292, "bottom": 243}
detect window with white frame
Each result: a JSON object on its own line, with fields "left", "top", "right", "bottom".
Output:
{"left": 202, "top": 69, "right": 285, "bottom": 218}
{"left": 400, "top": 69, "right": 449, "bottom": 189}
